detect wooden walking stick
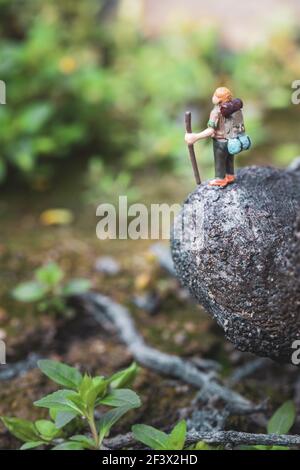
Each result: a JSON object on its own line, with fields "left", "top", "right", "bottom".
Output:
{"left": 185, "top": 111, "right": 201, "bottom": 185}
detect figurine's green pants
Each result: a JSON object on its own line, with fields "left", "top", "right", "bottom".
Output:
{"left": 213, "top": 139, "right": 234, "bottom": 178}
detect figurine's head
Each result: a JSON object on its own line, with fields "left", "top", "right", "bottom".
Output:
{"left": 212, "top": 87, "right": 233, "bottom": 105}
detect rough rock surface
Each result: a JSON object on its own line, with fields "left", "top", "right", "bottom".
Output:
{"left": 171, "top": 164, "right": 300, "bottom": 364}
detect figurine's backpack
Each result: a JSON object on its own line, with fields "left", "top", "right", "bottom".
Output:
{"left": 220, "top": 99, "right": 251, "bottom": 155}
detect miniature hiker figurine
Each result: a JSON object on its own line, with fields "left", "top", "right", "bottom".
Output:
{"left": 185, "top": 87, "right": 251, "bottom": 187}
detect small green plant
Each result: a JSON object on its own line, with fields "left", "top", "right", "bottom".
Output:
{"left": 12, "top": 262, "right": 91, "bottom": 315}
{"left": 1, "top": 360, "right": 140, "bottom": 450}
{"left": 239, "top": 400, "right": 296, "bottom": 451}
{"left": 132, "top": 420, "right": 187, "bottom": 450}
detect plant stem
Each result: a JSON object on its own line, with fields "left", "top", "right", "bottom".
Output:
{"left": 88, "top": 415, "right": 99, "bottom": 449}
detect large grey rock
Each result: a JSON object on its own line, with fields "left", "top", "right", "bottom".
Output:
{"left": 171, "top": 164, "right": 300, "bottom": 364}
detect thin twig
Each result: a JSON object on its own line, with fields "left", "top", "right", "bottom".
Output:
{"left": 104, "top": 429, "right": 300, "bottom": 449}
{"left": 227, "top": 358, "right": 270, "bottom": 386}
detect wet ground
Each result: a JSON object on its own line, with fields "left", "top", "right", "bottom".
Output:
{"left": 0, "top": 111, "right": 300, "bottom": 449}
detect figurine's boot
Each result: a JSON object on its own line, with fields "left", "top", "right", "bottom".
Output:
{"left": 226, "top": 174, "right": 236, "bottom": 184}
{"left": 209, "top": 178, "right": 228, "bottom": 187}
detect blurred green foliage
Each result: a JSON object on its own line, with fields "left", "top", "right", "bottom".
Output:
{"left": 0, "top": 0, "right": 299, "bottom": 185}
{"left": 12, "top": 261, "right": 91, "bottom": 316}
{"left": 84, "top": 158, "right": 140, "bottom": 204}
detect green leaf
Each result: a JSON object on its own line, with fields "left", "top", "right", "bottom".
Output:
{"left": 109, "top": 363, "right": 139, "bottom": 389}
{"left": 252, "top": 445, "right": 272, "bottom": 450}
{"left": 12, "top": 281, "right": 47, "bottom": 302}
{"left": 70, "top": 435, "right": 96, "bottom": 449}
{"left": 34, "top": 390, "right": 83, "bottom": 415}
{"left": 98, "top": 406, "right": 132, "bottom": 444}
{"left": 193, "top": 441, "right": 214, "bottom": 450}
{"left": 50, "top": 409, "right": 78, "bottom": 429}
{"left": 35, "top": 262, "right": 64, "bottom": 288}
{"left": 99, "top": 389, "right": 141, "bottom": 409}
{"left": 270, "top": 445, "right": 290, "bottom": 451}
{"left": 38, "top": 360, "right": 82, "bottom": 390}
{"left": 18, "top": 102, "right": 53, "bottom": 134}
{"left": 236, "top": 445, "right": 260, "bottom": 451}
{"left": 78, "top": 374, "right": 93, "bottom": 398}
{"left": 267, "top": 401, "right": 296, "bottom": 435}
{"left": 67, "top": 393, "right": 87, "bottom": 414}
{"left": 20, "top": 441, "right": 45, "bottom": 450}
{"left": 132, "top": 424, "right": 170, "bottom": 450}
{"left": 35, "top": 420, "right": 60, "bottom": 440}
{"left": 52, "top": 441, "right": 86, "bottom": 450}
{"left": 169, "top": 420, "right": 187, "bottom": 450}
{"left": 1, "top": 417, "right": 40, "bottom": 443}
{"left": 80, "top": 376, "right": 107, "bottom": 414}
{"left": 62, "top": 279, "right": 91, "bottom": 296}
{"left": 12, "top": 140, "right": 35, "bottom": 172}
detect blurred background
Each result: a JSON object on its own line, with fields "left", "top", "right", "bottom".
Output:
{"left": 1, "top": 0, "right": 300, "bottom": 190}
{"left": 0, "top": 0, "right": 300, "bottom": 448}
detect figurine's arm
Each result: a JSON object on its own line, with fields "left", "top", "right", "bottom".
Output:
{"left": 185, "top": 107, "right": 219, "bottom": 145}
{"left": 185, "top": 127, "right": 215, "bottom": 145}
